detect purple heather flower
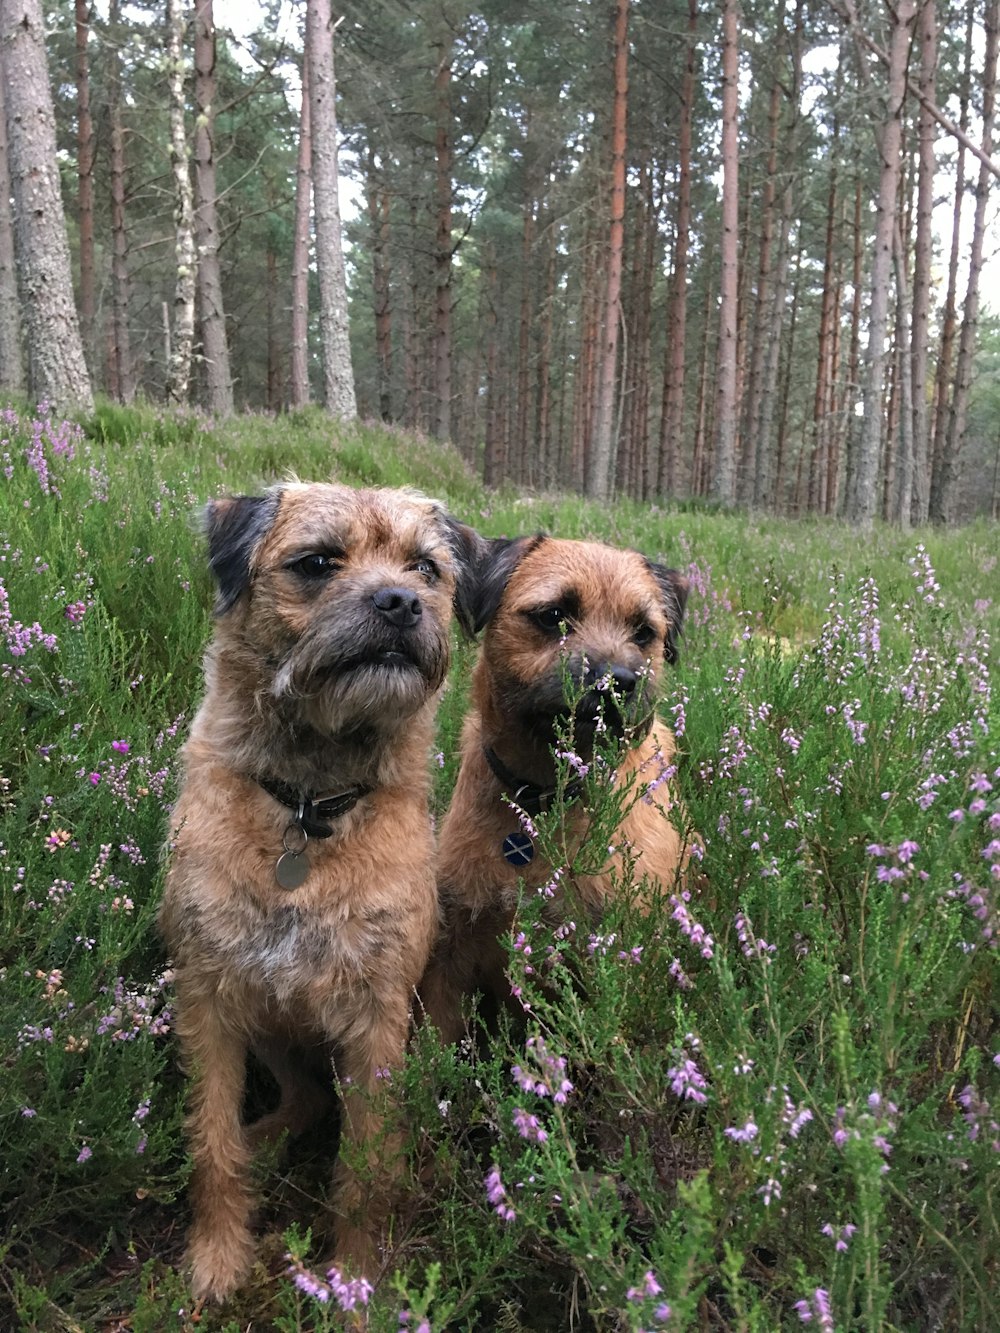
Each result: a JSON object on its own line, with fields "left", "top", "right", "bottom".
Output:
{"left": 77, "top": 1145, "right": 92, "bottom": 1163}
{"left": 111, "top": 739, "right": 129, "bottom": 754}
{"left": 485, "top": 1165, "right": 516, "bottom": 1222}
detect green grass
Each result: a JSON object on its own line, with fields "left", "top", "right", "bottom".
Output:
{"left": 1, "top": 400, "right": 997, "bottom": 1331}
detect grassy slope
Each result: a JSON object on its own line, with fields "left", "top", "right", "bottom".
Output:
{"left": 0, "top": 402, "right": 997, "bottom": 1331}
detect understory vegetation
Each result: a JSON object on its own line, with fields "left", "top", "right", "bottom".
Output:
{"left": 1, "top": 402, "right": 997, "bottom": 1331}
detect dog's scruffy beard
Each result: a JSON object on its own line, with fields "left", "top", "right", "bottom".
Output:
{"left": 266, "top": 597, "right": 451, "bottom": 738}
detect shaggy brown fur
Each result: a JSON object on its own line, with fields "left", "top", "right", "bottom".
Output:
{"left": 159, "top": 483, "right": 479, "bottom": 1301}
{"left": 419, "top": 536, "right": 693, "bottom": 1044}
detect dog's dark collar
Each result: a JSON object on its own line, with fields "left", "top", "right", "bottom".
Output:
{"left": 482, "top": 746, "right": 584, "bottom": 817}
{"left": 254, "top": 775, "right": 373, "bottom": 838}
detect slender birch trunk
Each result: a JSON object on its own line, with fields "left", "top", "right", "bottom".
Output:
{"left": 306, "top": 0, "right": 356, "bottom": 420}
{"left": 194, "top": 0, "right": 234, "bottom": 415}
{"left": 165, "top": 0, "right": 196, "bottom": 406}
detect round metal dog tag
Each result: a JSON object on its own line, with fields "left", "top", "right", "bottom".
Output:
{"left": 502, "top": 832, "right": 535, "bottom": 867}
{"left": 275, "top": 850, "right": 309, "bottom": 889}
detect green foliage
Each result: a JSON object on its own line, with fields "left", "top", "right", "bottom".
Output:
{"left": 1, "top": 404, "right": 997, "bottom": 1329}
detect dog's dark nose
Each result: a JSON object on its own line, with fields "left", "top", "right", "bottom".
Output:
{"left": 372, "top": 586, "right": 423, "bottom": 628}
{"left": 608, "top": 666, "right": 639, "bottom": 696}
{"left": 585, "top": 663, "right": 639, "bottom": 696}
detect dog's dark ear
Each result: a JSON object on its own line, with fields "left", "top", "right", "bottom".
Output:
{"left": 439, "top": 516, "right": 488, "bottom": 638}
{"left": 646, "top": 561, "right": 689, "bottom": 665}
{"left": 467, "top": 533, "right": 546, "bottom": 635}
{"left": 202, "top": 491, "right": 280, "bottom": 615}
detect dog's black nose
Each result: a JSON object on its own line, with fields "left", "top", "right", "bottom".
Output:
{"left": 585, "top": 664, "right": 639, "bottom": 696}
{"left": 609, "top": 666, "right": 639, "bottom": 695}
{"left": 372, "top": 586, "right": 423, "bottom": 628}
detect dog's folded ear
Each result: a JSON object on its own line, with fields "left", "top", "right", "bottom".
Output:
{"left": 439, "top": 516, "right": 488, "bottom": 638}
{"left": 202, "top": 490, "right": 281, "bottom": 615}
{"left": 464, "top": 533, "right": 546, "bottom": 635}
{"left": 645, "top": 561, "right": 689, "bottom": 665}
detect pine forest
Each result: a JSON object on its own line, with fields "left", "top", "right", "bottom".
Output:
{"left": 2, "top": 0, "right": 999, "bottom": 520}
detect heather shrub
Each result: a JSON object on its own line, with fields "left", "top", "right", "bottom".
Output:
{"left": 0, "top": 401, "right": 996, "bottom": 1330}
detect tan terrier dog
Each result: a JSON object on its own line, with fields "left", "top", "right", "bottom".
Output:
{"left": 419, "top": 535, "right": 692, "bottom": 1044}
{"left": 159, "top": 483, "right": 479, "bottom": 1301}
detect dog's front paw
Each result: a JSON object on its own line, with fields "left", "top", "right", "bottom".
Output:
{"left": 188, "top": 1227, "right": 256, "bottom": 1303}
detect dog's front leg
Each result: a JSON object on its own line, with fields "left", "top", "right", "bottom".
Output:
{"left": 330, "top": 990, "right": 411, "bottom": 1279}
{"left": 181, "top": 997, "right": 256, "bottom": 1302}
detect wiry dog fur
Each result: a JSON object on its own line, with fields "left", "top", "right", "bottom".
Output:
{"left": 419, "top": 536, "right": 693, "bottom": 1044}
{"left": 159, "top": 483, "right": 479, "bottom": 1301}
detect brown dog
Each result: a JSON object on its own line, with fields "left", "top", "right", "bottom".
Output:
{"left": 419, "top": 536, "right": 692, "bottom": 1043}
{"left": 159, "top": 483, "right": 478, "bottom": 1301}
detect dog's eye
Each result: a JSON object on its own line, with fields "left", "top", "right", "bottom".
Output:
{"left": 291, "top": 553, "right": 341, "bottom": 579}
{"left": 633, "top": 622, "right": 656, "bottom": 649}
{"left": 410, "top": 558, "right": 439, "bottom": 582}
{"left": 533, "top": 606, "right": 568, "bottom": 633}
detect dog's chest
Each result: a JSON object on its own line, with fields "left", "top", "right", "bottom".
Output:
{"left": 205, "top": 896, "right": 395, "bottom": 997}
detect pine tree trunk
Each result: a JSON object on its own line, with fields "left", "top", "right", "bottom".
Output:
{"left": 657, "top": 0, "right": 696, "bottom": 498}
{"left": 0, "top": 74, "right": 25, "bottom": 395}
{"left": 535, "top": 216, "right": 557, "bottom": 487}
{"left": 482, "top": 241, "right": 500, "bottom": 487}
{"left": 194, "top": 0, "right": 234, "bottom": 415}
{"left": 891, "top": 223, "right": 915, "bottom": 526}
{"left": 366, "top": 141, "right": 392, "bottom": 423}
{"left": 107, "top": 0, "right": 134, "bottom": 402}
{"left": 935, "top": 0, "right": 998, "bottom": 522}
{"left": 929, "top": 2, "right": 973, "bottom": 520}
{"left": 844, "top": 0, "right": 916, "bottom": 529}
{"left": 432, "top": 37, "right": 453, "bottom": 441}
{"left": 587, "top": 0, "right": 629, "bottom": 501}
{"left": 739, "top": 74, "right": 781, "bottom": 505}
{"left": 710, "top": 0, "right": 740, "bottom": 507}
{"left": 516, "top": 191, "right": 536, "bottom": 483}
{"left": 289, "top": 50, "right": 311, "bottom": 410}
{"left": 165, "top": 0, "right": 196, "bottom": 406}
{"left": 910, "top": 0, "right": 936, "bottom": 522}
{"left": 266, "top": 246, "right": 280, "bottom": 411}
{"left": 1, "top": 0, "right": 92, "bottom": 412}
{"left": 75, "top": 0, "right": 94, "bottom": 373}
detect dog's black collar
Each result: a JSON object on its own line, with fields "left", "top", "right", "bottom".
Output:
{"left": 254, "top": 775, "right": 373, "bottom": 838}
{"left": 482, "top": 746, "right": 584, "bottom": 817}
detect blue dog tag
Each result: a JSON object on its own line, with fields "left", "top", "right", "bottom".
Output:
{"left": 502, "top": 832, "right": 534, "bottom": 866}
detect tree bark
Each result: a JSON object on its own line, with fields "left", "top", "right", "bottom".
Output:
{"left": 929, "top": 0, "right": 973, "bottom": 519}
{"left": 289, "top": 49, "right": 311, "bottom": 410}
{"left": 366, "top": 139, "right": 392, "bottom": 423}
{"left": 587, "top": 0, "right": 629, "bottom": 501}
{"left": 75, "top": 0, "right": 94, "bottom": 372}
{"left": 0, "top": 0, "right": 92, "bottom": 412}
{"left": 934, "top": 0, "right": 998, "bottom": 522}
{"left": 710, "top": 0, "right": 740, "bottom": 507}
{"left": 0, "top": 73, "right": 25, "bottom": 395}
{"left": 909, "top": 0, "right": 936, "bottom": 522}
{"left": 306, "top": 0, "right": 355, "bottom": 420}
{"left": 165, "top": 0, "right": 196, "bottom": 406}
{"left": 844, "top": 0, "right": 916, "bottom": 529}
{"left": 194, "top": 0, "right": 234, "bottom": 415}
{"left": 431, "top": 36, "right": 453, "bottom": 441}
{"left": 657, "top": 0, "right": 697, "bottom": 499}
{"left": 107, "top": 0, "right": 134, "bottom": 402}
